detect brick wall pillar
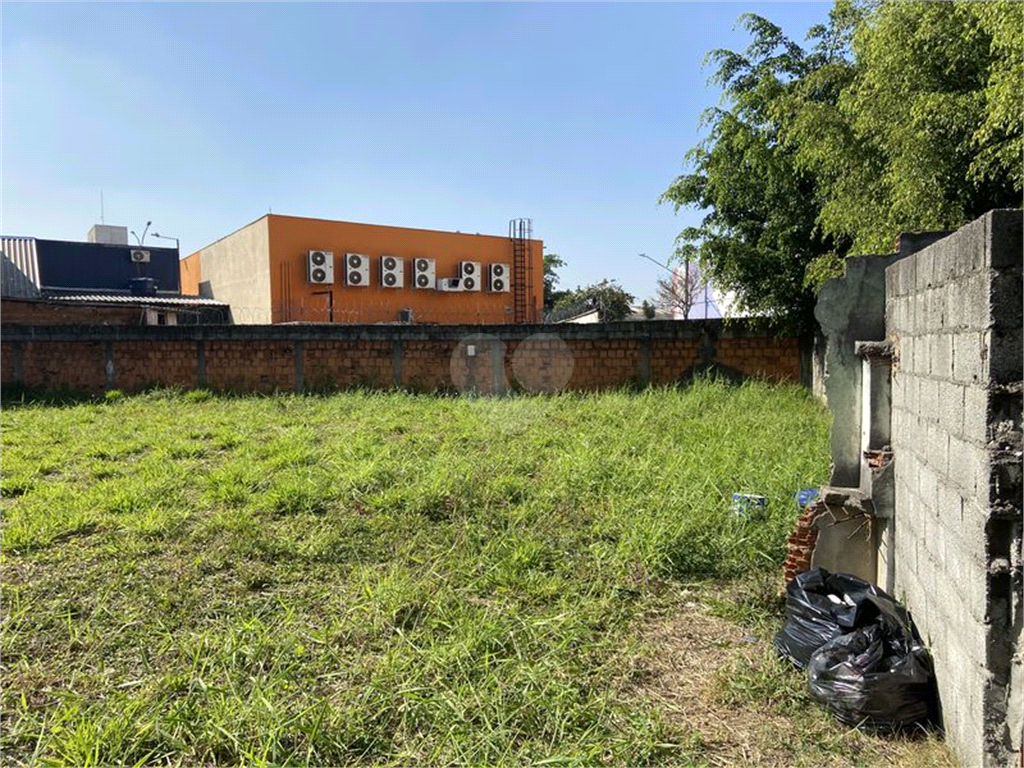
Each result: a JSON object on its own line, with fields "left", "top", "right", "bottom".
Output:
{"left": 783, "top": 501, "right": 825, "bottom": 587}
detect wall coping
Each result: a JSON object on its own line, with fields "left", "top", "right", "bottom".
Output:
{"left": 0, "top": 317, "right": 796, "bottom": 344}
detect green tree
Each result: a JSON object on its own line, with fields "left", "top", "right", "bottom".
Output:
{"left": 662, "top": 1, "right": 1023, "bottom": 330}
{"left": 543, "top": 252, "right": 570, "bottom": 309}
{"left": 660, "top": 10, "right": 853, "bottom": 334}
{"left": 787, "top": 0, "right": 1023, "bottom": 252}
{"left": 553, "top": 280, "right": 635, "bottom": 322}
{"left": 966, "top": 1, "right": 1024, "bottom": 190}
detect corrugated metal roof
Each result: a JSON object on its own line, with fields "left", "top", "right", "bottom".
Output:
{"left": 1, "top": 237, "right": 41, "bottom": 299}
{"left": 41, "top": 293, "right": 228, "bottom": 307}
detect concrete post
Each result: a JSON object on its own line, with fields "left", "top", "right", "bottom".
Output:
{"left": 194, "top": 342, "right": 204, "bottom": 391}
{"left": 392, "top": 340, "right": 403, "bottom": 388}
{"left": 104, "top": 342, "right": 114, "bottom": 391}
{"left": 294, "top": 341, "right": 304, "bottom": 393}
{"left": 196, "top": 340, "right": 206, "bottom": 389}
{"left": 638, "top": 337, "right": 651, "bottom": 387}
{"left": 13, "top": 342, "right": 22, "bottom": 385}
{"left": 491, "top": 338, "right": 507, "bottom": 395}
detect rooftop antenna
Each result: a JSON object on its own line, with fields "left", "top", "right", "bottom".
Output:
{"left": 100, "top": 191, "right": 105, "bottom": 224}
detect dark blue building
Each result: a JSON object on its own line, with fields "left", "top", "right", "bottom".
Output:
{"left": 34, "top": 239, "right": 180, "bottom": 294}
{"left": 1, "top": 229, "right": 230, "bottom": 325}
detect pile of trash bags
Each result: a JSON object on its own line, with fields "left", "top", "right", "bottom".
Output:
{"left": 774, "top": 568, "right": 938, "bottom": 732}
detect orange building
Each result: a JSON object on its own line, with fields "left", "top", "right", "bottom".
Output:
{"left": 180, "top": 214, "right": 543, "bottom": 325}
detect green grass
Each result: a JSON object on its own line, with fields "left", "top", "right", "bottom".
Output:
{"left": 0, "top": 381, "right": 948, "bottom": 766}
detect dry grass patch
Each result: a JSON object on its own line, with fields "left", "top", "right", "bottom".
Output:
{"left": 625, "top": 583, "right": 958, "bottom": 768}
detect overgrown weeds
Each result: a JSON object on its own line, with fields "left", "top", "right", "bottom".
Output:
{"left": 0, "top": 381, "right": 951, "bottom": 765}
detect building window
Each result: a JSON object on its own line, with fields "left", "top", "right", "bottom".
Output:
{"left": 145, "top": 309, "right": 178, "bottom": 326}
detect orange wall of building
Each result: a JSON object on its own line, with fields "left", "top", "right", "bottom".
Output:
{"left": 180, "top": 253, "right": 201, "bottom": 295}
{"left": 265, "top": 215, "right": 543, "bottom": 325}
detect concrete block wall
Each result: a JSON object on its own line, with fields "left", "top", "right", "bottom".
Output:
{"left": 0, "top": 319, "right": 805, "bottom": 397}
{"left": 885, "top": 210, "right": 1022, "bottom": 767}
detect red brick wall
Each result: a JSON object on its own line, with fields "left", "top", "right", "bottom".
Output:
{"left": 305, "top": 341, "right": 393, "bottom": 390}
{"left": 402, "top": 341, "right": 460, "bottom": 392}
{"left": 1, "top": 321, "right": 805, "bottom": 396}
{"left": 651, "top": 339, "right": 702, "bottom": 385}
{"left": 113, "top": 342, "right": 199, "bottom": 391}
{"left": 564, "top": 340, "right": 640, "bottom": 390}
{"left": 0, "top": 342, "right": 16, "bottom": 385}
{"left": 783, "top": 500, "right": 825, "bottom": 587}
{"left": 205, "top": 341, "right": 294, "bottom": 393}
{"left": 717, "top": 336, "right": 801, "bottom": 382}
{"left": 507, "top": 336, "right": 576, "bottom": 394}
{"left": 15, "top": 341, "right": 108, "bottom": 392}
{"left": 1, "top": 298, "right": 142, "bottom": 326}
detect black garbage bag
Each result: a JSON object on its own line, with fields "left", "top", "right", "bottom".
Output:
{"left": 773, "top": 568, "right": 892, "bottom": 668}
{"left": 807, "top": 595, "right": 937, "bottom": 731}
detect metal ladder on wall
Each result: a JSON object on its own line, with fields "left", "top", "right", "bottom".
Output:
{"left": 509, "top": 218, "right": 533, "bottom": 323}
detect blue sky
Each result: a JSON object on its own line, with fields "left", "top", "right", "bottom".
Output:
{"left": 1, "top": 1, "right": 830, "bottom": 302}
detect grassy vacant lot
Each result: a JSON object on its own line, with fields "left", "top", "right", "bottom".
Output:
{"left": 0, "top": 381, "right": 953, "bottom": 767}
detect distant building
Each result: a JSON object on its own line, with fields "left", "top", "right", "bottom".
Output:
{"left": 1, "top": 226, "right": 228, "bottom": 325}
{"left": 553, "top": 304, "right": 675, "bottom": 324}
{"left": 179, "top": 214, "right": 544, "bottom": 325}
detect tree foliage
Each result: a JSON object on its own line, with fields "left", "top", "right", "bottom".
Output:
{"left": 660, "top": 9, "right": 854, "bottom": 334}
{"left": 543, "top": 252, "right": 570, "bottom": 309}
{"left": 552, "top": 280, "right": 635, "bottom": 322}
{"left": 662, "top": 0, "right": 1023, "bottom": 332}
{"left": 788, "top": 0, "right": 1024, "bottom": 252}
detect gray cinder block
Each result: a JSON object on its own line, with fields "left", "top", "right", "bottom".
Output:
{"left": 987, "top": 326, "right": 1023, "bottom": 385}
{"left": 938, "top": 380, "right": 966, "bottom": 435}
{"left": 934, "top": 333, "right": 955, "bottom": 379}
{"left": 962, "top": 385, "right": 990, "bottom": 445}
{"left": 990, "top": 270, "right": 1023, "bottom": 330}
{"left": 953, "top": 332, "right": 986, "bottom": 385}
{"left": 920, "top": 377, "right": 941, "bottom": 422}
{"left": 987, "top": 209, "right": 1024, "bottom": 269}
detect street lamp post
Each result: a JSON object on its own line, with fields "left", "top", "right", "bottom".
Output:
{"left": 152, "top": 232, "right": 180, "bottom": 252}
{"left": 638, "top": 252, "right": 674, "bottom": 272}
{"left": 130, "top": 221, "right": 152, "bottom": 247}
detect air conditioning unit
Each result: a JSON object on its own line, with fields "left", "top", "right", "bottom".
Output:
{"left": 379, "top": 255, "right": 404, "bottom": 288}
{"left": 437, "top": 277, "right": 463, "bottom": 292}
{"left": 489, "top": 263, "right": 511, "bottom": 292}
{"left": 307, "top": 250, "right": 334, "bottom": 284}
{"left": 130, "top": 249, "right": 151, "bottom": 264}
{"left": 344, "top": 252, "right": 369, "bottom": 287}
{"left": 459, "top": 261, "right": 482, "bottom": 291}
{"left": 412, "top": 257, "right": 436, "bottom": 289}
